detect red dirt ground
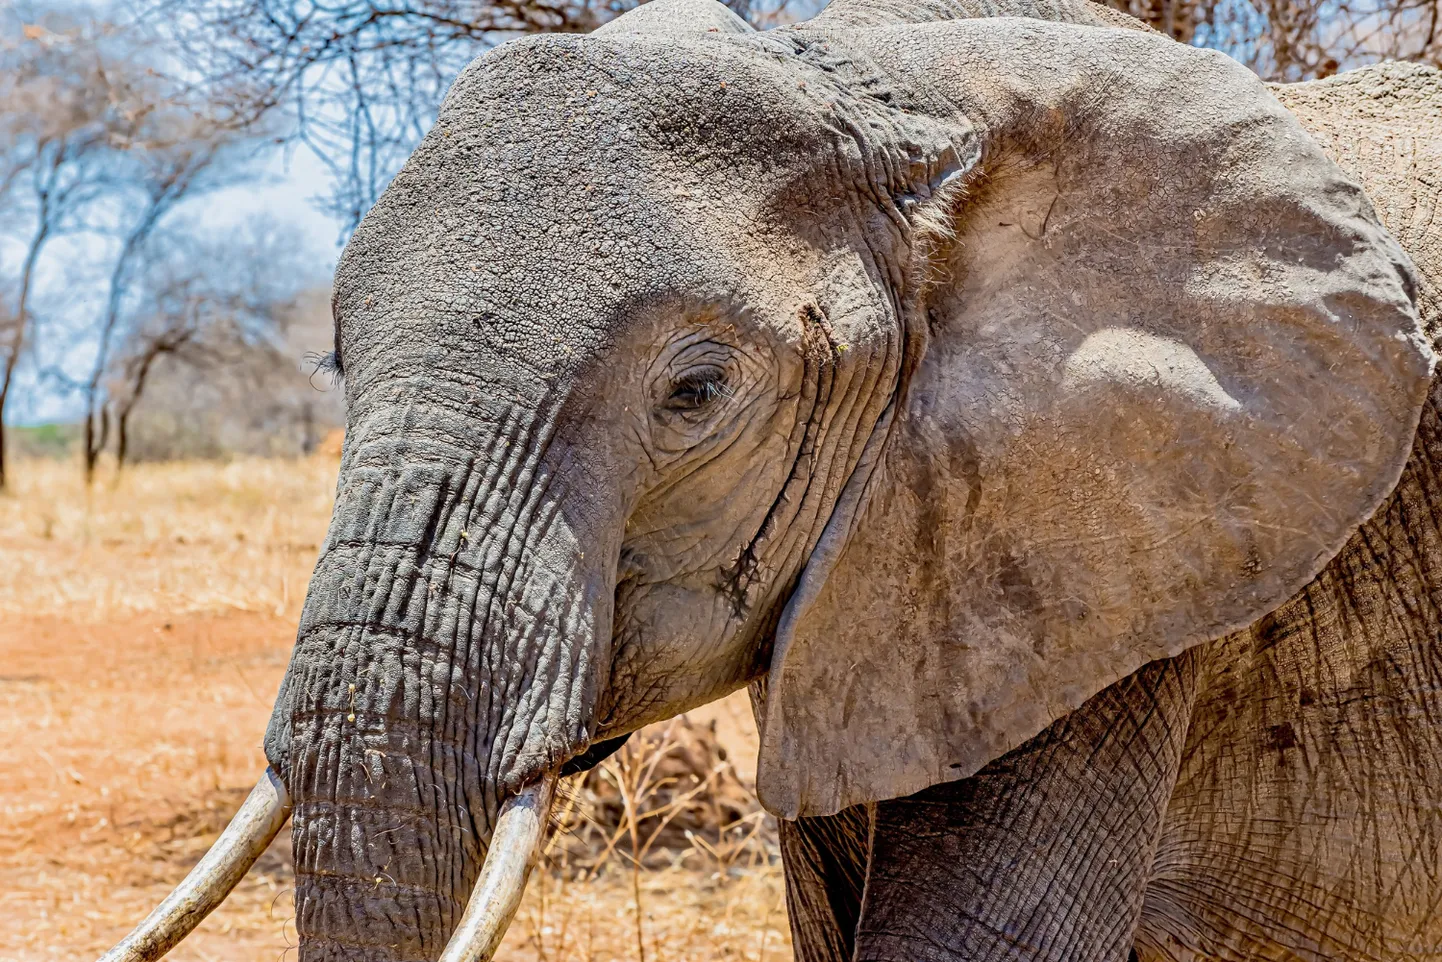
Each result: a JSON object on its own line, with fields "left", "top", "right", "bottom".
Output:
{"left": 0, "top": 612, "right": 782, "bottom": 962}
{"left": 1, "top": 611, "right": 298, "bottom": 961}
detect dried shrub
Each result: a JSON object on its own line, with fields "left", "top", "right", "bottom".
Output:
{"left": 524, "top": 714, "right": 785, "bottom": 962}
{"left": 549, "top": 714, "right": 778, "bottom": 878}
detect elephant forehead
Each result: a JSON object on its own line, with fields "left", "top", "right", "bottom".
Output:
{"left": 383, "top": 30, "right": 831, "bottom": 245}
{"left": 441, "top": 31, "right": 834, "bottom": 180}
{"left": 333, "top": 33, "right": 834, "bottom": 387}
{"left": 333, "top": 195, "right": 717, "bottom": 405}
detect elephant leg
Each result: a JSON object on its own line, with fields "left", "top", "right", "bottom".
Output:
{"left": 855, "top": 653, "right": 1201, "bottom": 962}
{"left": 779, "top": 804, "right": 874, "bottom": 962}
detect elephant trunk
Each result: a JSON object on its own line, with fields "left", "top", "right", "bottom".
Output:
{"left": 267, "top": 413, "right": 616, "bottom": 961}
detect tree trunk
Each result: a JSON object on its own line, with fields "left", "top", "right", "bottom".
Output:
{"left": 0, "top": 215, "right": 52, "bottom": 491}
{"left": 84, "top": 405, "right": 109, "bottom": 483}
{"left": 83, "top": 204, "right": 166, "bottom": 485}
{"left": 114, "top": 344, "right": 167, "bottom": 475}
{"left": 115, "top": 404, "right": 133, "bottom": 474}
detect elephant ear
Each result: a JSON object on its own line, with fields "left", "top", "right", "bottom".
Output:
{"left": 754, "top": 17, "right": 1435, "bottom": 818}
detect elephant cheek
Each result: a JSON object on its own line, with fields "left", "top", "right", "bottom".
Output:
{"left": 603, "top": 581, "right": 764, "bottom": 733}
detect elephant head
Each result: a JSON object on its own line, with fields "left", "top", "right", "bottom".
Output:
{"left": 104, "top": 0, "right": 1433, "bottom": 959}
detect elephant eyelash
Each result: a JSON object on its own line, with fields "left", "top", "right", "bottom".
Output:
{"left": 664, "top": 369, "right": 731, "bottom": 411}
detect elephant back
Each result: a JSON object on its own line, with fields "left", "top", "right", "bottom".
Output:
{"left": 804, "top": 0, "right": 1148, "bottom": 30}
{"left": 1274, "top": 62, "right": 1442, "bottom": 342}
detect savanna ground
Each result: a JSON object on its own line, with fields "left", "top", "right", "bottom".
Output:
{"left": 0, "top": 451, "right": 787, "bottom": 962}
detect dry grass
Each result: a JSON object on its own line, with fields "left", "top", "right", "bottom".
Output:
{"left": 0, "top": 454, "right": 785, "bottom": 962}
{"left": 538, "top": 715, "right": 783, "bottom": 962}
{"left": 0, "top": 457, "right": 337, "bottom": 619}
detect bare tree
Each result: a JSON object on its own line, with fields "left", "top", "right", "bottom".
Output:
{"left": 105, "top": 220, "right": 335, "bottom": 470}
{"left": 150, "top": 0, "right": 622, "bottom": 229}
{"left": 1099, "top": 0, "right": 1440, "bottom": 77}
{"left": 0, "top": 9, "right": 134, "bottom": 489}
{"left": 77, "top": 108, "right": 256, "bottom": 482}
{"left": 0, "top": 4, "right": 280, "bottom": 486}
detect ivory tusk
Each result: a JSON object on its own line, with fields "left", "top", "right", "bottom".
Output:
{"left": 98, "top": 767, "right": 291, "bottom": 962}
{"left": 437, "top": 773, "right": 558, "bottom": 962}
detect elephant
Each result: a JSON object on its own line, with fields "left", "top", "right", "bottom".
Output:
{"left": 100, "top": 0, "right": 1442, "bottom": 960}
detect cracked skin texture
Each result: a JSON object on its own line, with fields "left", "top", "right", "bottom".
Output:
{"left": 256, "top": 0, "right": 1442, "bottom": 958}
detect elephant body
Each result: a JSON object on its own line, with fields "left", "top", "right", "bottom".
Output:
{"left": 112, "top": 1, "right": 1442, "bottom": 960}
{"left": 782, "top": 59, "right": 1442, "bottom": 962}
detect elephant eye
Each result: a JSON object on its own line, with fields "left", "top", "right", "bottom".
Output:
{"left": 664, "top": 368, "right": 729, "bottom": 412}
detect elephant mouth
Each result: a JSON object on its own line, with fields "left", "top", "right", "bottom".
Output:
{"left": 95, "top": 768, "right": 558, "bottom": 962}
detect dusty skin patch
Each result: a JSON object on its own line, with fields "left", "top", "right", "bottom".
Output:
{"left": 0, "top": 459, "right": 782, "bottom": 962}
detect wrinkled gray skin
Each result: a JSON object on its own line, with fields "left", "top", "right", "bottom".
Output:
{"left": 262, "top": 0, "right": 1442, "bottom": 958}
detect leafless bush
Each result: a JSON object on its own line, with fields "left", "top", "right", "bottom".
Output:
{"left": 109, "top": 305, "right": 343, "bottom": 468}
{"left": 550, "top": 716, "right": 777, "bottom": 878}
{"left": 1100, "top": 0, "right": 1439, "bottom": 78}
{"left": 540, "top": 714, "right": 779, "bottom": 962}
{"left": 103, "top": 221, "right": 340, "bottom": 470}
